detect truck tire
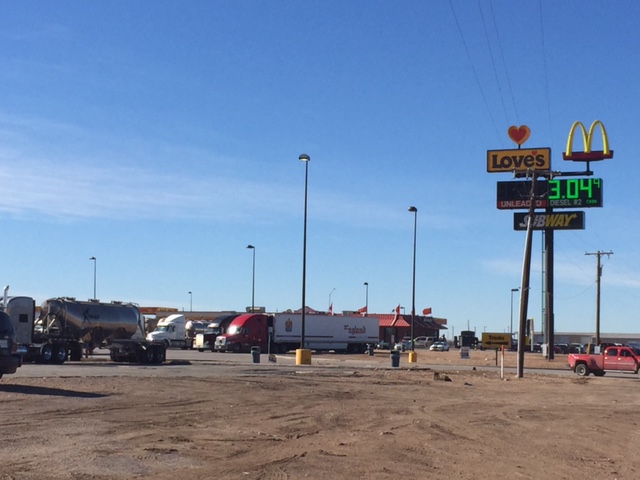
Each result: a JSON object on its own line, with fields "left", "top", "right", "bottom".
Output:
{"left": 575, "top": 363, "right": 589, "bottom": 376}
{"left": 52, "top": 344, "right": 68, "bottom": 364}
{"left": 69, "top": 343, "right": 83, "bottom": 361}
{"left": 143, "top": 346, "right": 155, "bottom": 364}
{"left": 152, "top": 346, "right": 165, "bottom": 364}
{"left": 38, "top": 344, "right": 53, "bottom": 364}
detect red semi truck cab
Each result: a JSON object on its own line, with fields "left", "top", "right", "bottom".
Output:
{"left": 214, "top": 314, "right": 269, "bottom": 353}
{"left": 568, "top": 346, "right": 640, "bottom": 377}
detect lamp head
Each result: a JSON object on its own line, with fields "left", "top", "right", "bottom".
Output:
{"left": 299, "top": 153, "right": 310, "bottom": 162}
{"left": 408, "top": 206, "right": 417, "bottom": 213}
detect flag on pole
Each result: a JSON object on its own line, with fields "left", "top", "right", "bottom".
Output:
{"left": 422, "top": 307, "right": 432, "bottom": 316}
{"left": 393, "top": 304, "right": 400, "bottom": 322}
{"left": 329, "top": 303, "right": 334, "bottom": 316}
{"left": 357, "top": 306, "right": 367, "bottom": 315}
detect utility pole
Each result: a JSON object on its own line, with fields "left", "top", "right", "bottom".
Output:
{"left": 517, "top": 173, "right": 537, "bottom": 378}
{"left": 585, "top": 250, "right": 613, "bottom": 345}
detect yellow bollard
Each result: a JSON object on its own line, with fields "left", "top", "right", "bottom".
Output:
{"left": 295, "top": 348, "right": 312, "bottom": 365}
{"left": 408, "top": 350, "right": 418, "bottom": 363}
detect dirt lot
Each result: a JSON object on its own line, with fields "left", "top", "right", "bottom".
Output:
{"left": 1, "top": 350, "right": 639, "bottom": 480}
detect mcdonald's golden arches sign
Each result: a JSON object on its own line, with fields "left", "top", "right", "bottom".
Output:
{"left": 563, "top": 120, "right": 613, "bottom": 162}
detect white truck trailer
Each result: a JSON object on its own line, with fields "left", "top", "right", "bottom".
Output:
{"left": 214, "top": 313, "right": 379, "bottom": 354}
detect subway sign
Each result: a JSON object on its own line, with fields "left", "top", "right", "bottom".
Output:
{"left": 513, "top": 211, "right": 585, "bottom": 231}
{"left": 497, "top": 178, "right": 603, "bottom": 209}
{"left": 487, "top": 147, "right": 551, "bottom": 173}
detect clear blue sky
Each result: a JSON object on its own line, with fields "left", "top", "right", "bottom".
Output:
{"left": 1, "top": 1, "right": 639, "bottom": 336}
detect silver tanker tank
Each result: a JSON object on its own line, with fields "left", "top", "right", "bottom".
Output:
{"left": 38, "top": 297, "right": 144, "bottom": 346}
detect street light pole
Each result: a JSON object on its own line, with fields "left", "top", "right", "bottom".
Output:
{"left": 329, "top": 287, "right": 335, "bottom": 313}
{"left": 408, "top": 206, "right": 418, "bottom": 352}
{"left": 188, "top": 291, "right": 192, "bottom": 311}
{"left": 510, "top": 288, "right": 519, "bottom": 347}
{"left": 89, "top": 256, "right": 97, "bottom": 300}
{"left": 247, "top": 245, "right": 255, "bottom": 313}
{"left": 299, "top": 153, "right": 310, "bottom": 351}
{"left": 364, "top": 282, "right": 368, "bottom": 316}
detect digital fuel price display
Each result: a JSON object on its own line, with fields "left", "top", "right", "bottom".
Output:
{"left": 496, "top": 178, "right": 603, "bottom": 210}
{"left": 548, "top": 178, "right": 602, "bottom": 207}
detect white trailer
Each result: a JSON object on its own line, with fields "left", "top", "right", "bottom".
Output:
{"left": 272, "top": 313, "right": 379, "bottom": 353}
{"left": 215, "top": 313, "right": 379, "bottom": 354}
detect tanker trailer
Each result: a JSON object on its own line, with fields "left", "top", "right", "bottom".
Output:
{"left": 26, "top": 297, "right": 166, "bottom": 364}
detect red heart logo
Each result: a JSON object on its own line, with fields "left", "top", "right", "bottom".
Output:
{"left": 508, "top": 125, "right": 531, "bottom": 146}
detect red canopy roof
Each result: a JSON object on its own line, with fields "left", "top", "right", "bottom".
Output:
{"left": 378, "top": 314, "right": 410, "bottom": 328}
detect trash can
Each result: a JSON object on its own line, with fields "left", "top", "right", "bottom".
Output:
{"left": 390, "top": 350, "right": 400, "bottom": 368}
{"left": 367, "top": 344, "right": 375, "bottom": 356}
{"left": 251, "top": 346, "right": 261, "bottom": 364}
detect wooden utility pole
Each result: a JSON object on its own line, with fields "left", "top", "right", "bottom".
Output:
{"left": 585, "top": 250, "right": 613, "bottom": 345}
{"left": 517, "top": 174, "right": 538, "bottom": 379}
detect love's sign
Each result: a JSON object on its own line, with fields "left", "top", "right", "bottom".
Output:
{"left": 508, "top": 125, "right": 531, "bottom": 146}
{"left": 486, "top": 148, "right": 551, "bottom": 173}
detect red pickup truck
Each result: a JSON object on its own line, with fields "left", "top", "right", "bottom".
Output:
{"left": 568, "top": 345, "right": 640, "bottom": 377}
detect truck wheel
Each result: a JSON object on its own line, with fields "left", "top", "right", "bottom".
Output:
{"left": 39, "top": 344, "right": 53, "bottom": 364}
{"left": 152, "top": 346, "right": 165, "bottom": 364}
{"left": 575, "top": 363, "right": 589, "bottom": 376}
{"left": 144, "top": 347, "right": 155, "bottom": 364}
{"left": 52, "top": 345, "right": 68, "bottom": 364}
{"left": 69, "top": 343, "right": 83, "bottom": 362}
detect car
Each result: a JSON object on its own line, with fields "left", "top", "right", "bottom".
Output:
{"left": 569, "top": 343, "right": 585, "bottom": 354}
{"left": 394, "top": 337, "right": 412, "bottom": 351}
{"left": 414, "top": 336, "right": 439, "bottom": 348}
{"left": 0, "top": 311, "right": 22, "bottom": 379}
{"left": 413, "top": 336, "right": 429, "bottom": 348}
{"left": 375, "top": 340, "right": 390, "bottom": 350}
{"left": 429, "top": 341, "right": 450, "bottom": 352}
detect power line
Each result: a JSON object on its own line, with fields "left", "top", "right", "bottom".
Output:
{"left": 538, "top": 0, "right": 554, "bottom": 145}
{"left": 478, "top": 0, "right": 509, "bottom": 125}
{"left": 487, "top": 0, "right": 519, "bottom": 125}
{"left": 448, "top": 0, "right": 501, "bottom": 141}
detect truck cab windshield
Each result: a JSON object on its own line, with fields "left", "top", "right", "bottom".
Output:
{"left": 227, "top": 325, "right": 241, "bottom": 335}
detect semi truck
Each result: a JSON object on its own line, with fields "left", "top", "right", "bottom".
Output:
{"left": 214, "top": 313, "right": 379, "bottom": 354}
{"left": 194, "top": 313, "right": 240, "bottom": 352}
{"left": 145, "top": 314, "right": 207, "bottom": 349}
{"left": 0, "top": 310, "right": 24, "bottom": 379}
{"left": 1, "top": 289, "right": 166, "bottom": 364}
